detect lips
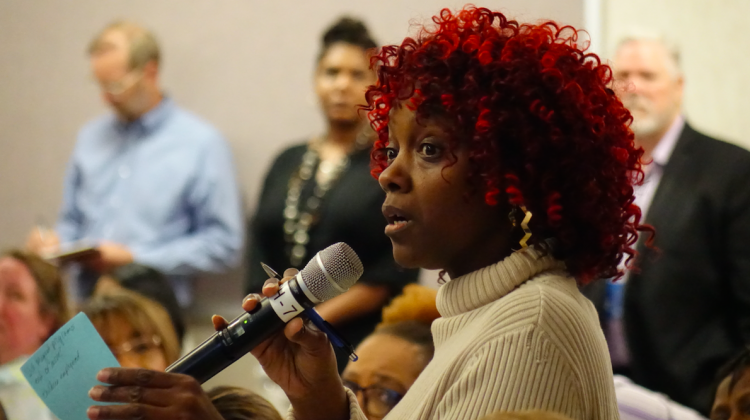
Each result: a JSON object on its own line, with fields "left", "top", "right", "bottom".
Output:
{"left": 382, "top": 204, "right": 412, "bottom": 235}
{"left": 329, "top": 100, "right": 353, "bottom": 109}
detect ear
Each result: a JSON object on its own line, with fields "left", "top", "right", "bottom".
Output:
{"left": 143, "top": 60, "right": 159, "bottom": 81}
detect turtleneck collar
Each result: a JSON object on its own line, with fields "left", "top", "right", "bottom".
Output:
{"left": 436, "top": 247, "right": 566, "bottom": 317}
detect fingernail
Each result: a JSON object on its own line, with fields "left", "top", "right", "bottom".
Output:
{"left": 87, "top": 406, "right": 100, "bottom": 419}
{"left": 306, "top": 320, "right": 321, "bottom": 332}
{"left": 97, "top": 369, "right": 111, "bottom": 382}
{"left": 293, "top": 322, "right": 307, "bottom": 338}
{"left": 89, "top": 386, "right": 102, "bottom": 399}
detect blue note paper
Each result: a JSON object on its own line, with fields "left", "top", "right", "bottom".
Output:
{"left": 20, "top": 312, "right": 120, "bottom": 420}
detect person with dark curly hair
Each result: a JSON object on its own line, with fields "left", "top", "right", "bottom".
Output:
{"left": 84, "top": 6, "right": 649, "bottom": 420}
{"left": 246, "top": 16, "right": 418, "bottom": 372}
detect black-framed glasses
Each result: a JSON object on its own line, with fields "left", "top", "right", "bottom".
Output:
{"left": 342, "top": 380, "right": 403, "bottom": 418}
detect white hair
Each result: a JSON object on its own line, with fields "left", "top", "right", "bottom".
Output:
{"left": 615, "top": 30, "right": 682, "bottom": 79}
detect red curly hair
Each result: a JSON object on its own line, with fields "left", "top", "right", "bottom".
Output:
{"left": 365, "top": 6, "right": 652, "bottom": 284}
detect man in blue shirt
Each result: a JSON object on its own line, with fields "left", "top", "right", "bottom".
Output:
{"left": 27, "top": 21, "right": 243, "bottom": 304}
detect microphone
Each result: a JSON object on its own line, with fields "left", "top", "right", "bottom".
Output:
{"left": 166, "top": 242, "right": 363, "bottom": 383}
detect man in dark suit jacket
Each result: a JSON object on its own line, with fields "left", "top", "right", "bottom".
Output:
{"left": 582, "top": 36, "right": 750, "bottom": 415}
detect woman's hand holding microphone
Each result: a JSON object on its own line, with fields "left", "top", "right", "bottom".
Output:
{"left": 87, "top": 268, "right": 349, "bottom": 420}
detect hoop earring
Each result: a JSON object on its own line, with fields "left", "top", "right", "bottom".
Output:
{"left": 508, "top": 205, "right": 533, "bottom": 249}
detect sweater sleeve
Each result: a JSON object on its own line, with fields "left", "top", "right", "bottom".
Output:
{"left": 433, "top": 327, "right": 585, "bottom": 420}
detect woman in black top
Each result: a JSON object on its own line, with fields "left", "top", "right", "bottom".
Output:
{"left": 246, "top": 17, "right": 418, "bottom": 370}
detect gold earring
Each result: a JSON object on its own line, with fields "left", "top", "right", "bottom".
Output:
{"left": 509, "top": 205, "right": 533, "bottom": 249}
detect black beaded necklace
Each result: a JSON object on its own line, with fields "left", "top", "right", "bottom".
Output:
{"left": 282, "top": 138, "right": 351, "bottom": 267}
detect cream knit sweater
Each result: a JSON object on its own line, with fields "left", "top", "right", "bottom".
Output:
{"left": 292, "top": 248, "right": 620, "bottom": 420}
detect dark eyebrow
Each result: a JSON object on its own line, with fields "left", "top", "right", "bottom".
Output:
{"left": 370, "top": 373, "right": 408, "bottom": 394}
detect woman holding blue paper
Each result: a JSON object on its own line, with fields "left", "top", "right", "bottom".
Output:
{"left": 0, "top": 250, "right": 70, "bottom": 420}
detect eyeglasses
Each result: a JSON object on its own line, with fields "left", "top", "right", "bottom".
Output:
{"left": 109, "top": 334, "right": 162, "bottom": 357}
{"left": 94, "top": 70, "right": 144, "bottom": 96}
{"left": 342, "top": 380, "right": 403, "bottom": 418}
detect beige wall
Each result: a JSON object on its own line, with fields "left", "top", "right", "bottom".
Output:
{"left": 0, "top": 0, "right": 582, "bottom": 318}
{"left": 0, "top": 0, "right": 582, "bottom": 312}
{"left": 0, "top": 0, "right": 582, "bottom": 252}
{"left": 599, "top": 0, "right": 750, "bottom": 149}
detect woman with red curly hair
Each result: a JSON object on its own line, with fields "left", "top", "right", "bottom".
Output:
{"left": 85, "top": 6, "right": 648, "bottom": 420}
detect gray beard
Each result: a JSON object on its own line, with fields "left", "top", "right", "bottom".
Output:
{"left": 630, "top": 115, "right": 664, "bottom": 138}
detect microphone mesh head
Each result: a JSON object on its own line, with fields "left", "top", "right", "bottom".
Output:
{"left": 300, "top": 243, "right": 363, "bottom": 302}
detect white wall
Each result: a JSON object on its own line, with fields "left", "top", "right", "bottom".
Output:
{"left": 599, "top": 0, "right": 750, "bottom": 149}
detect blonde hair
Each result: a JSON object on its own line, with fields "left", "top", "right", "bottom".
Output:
{"left": 368, "top": 284, "right": 441, "bottom": 364}
{"left": 207, "top": 386, "right": 283, "bottom": 420}
{"left": 88, "top": 20, "right": 161, "bottom": 70}
{"left": 379, "top": 284, "right": 440, "bottom": 328}
{"left": 479, "top": 410, "right": 575, "bottom": 420}
{"left": 82, "top": 289, "right": 180, "bottom": 364}
{"left": 4, "top": 249, "right": 71, "bottom": 337}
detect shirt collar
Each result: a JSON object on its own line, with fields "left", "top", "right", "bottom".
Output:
{"left": 436, "top": 246, "right": 566, "bottom": 317}
{"left": 114, "top": 96, "right": 174, "bottom": 135}
{"left": 650, "top": 114, "right": 685, "bottom": 168}
{"left": 0, "top": 356, "right": 29, "bottom": 385}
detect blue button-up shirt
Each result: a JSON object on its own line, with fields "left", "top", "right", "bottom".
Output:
{"left": 57, "top": 98, "right": 243, "bottom": 286}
